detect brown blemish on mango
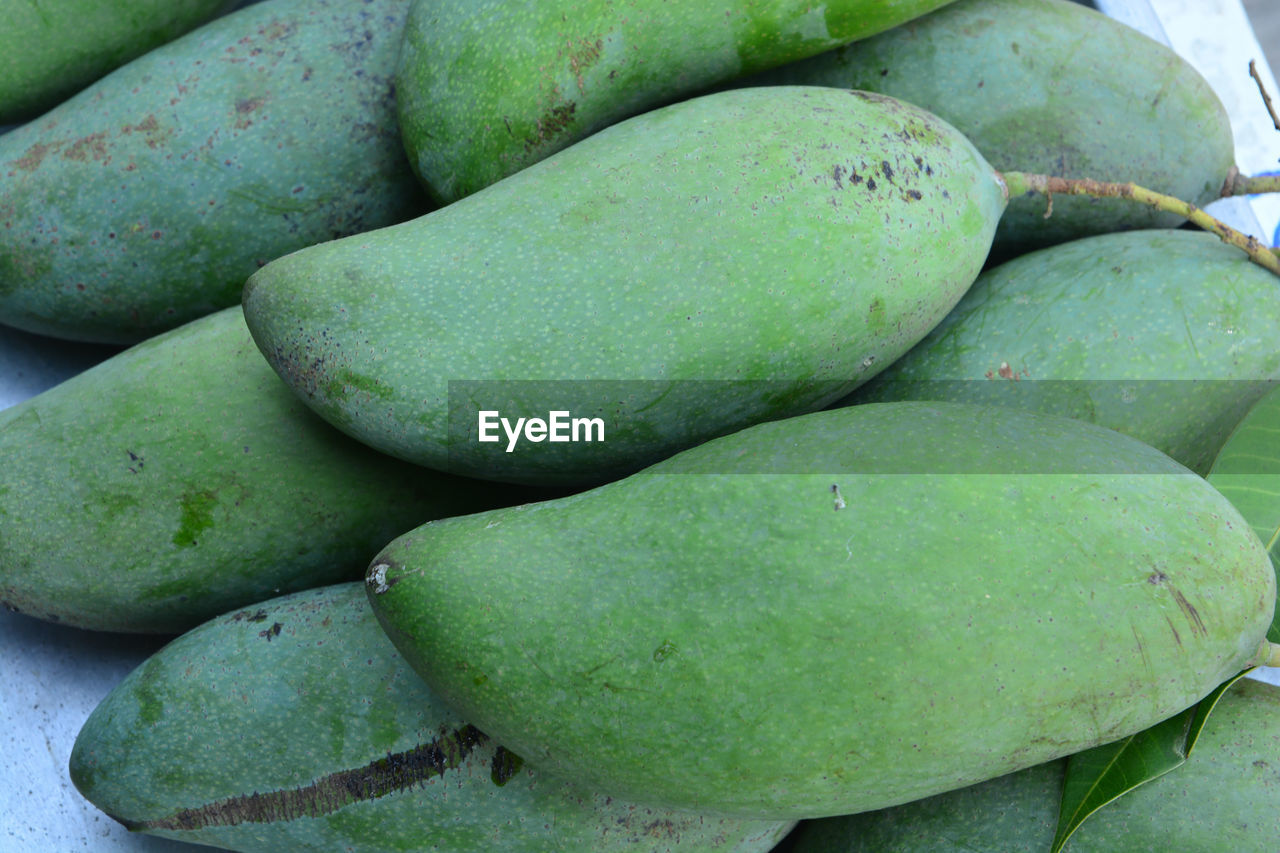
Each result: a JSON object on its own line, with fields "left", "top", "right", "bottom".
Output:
{"left": 120, "top": 725, "right": 488, "bottom": 830}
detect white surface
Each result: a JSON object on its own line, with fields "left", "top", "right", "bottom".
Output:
{"left": 1096, "top": 0, "right": 1280, "bottom": 245}
{"left": 3, "top": 3, "right": 1280, "bottom": 850}
{"left": 1151, "top": 0, "right": 1280, "bottom": 244}
{"left": 1, "top": 617, "right": 193, "bottom": 852}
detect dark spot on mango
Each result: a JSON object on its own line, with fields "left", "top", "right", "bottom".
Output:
{"left": 867, "top": 297, "right": 886, "bottom": 330}
{"left": 567, "top": 37, "right": 604, "bottom": 92}
{"left": 15, "top": 142, "right": 55, "bottom": 171}
{"left": 64, "top": 133, "right": 109, "bottom": 163}
{"left": 526, "top": 102, "right": 578, "bottom": 154}
{"left": 234, "top": 97, "right": 268, "bottom": 130}
{"left": 124, "top": 725, "right": 489, "bottom": 831}
{"left": 231, "top": 609, "right": 269, "bottom": 623}
{"left": 643, "top": 819, "right": 678, "bottom": 838}
{"left": 122, "top": 115, "right": 160, "bottom": 135}
{"left": 490, "top": 746, "right": 524, "bottom": 786}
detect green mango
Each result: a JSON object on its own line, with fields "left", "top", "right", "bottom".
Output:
{"left": 0, "top": 0, "right": 241, "bottom": 124}
{"left": 780, "top": 677, "right": 1280, "bottom": 852}
{"left": 846, "top": 229, "right": 1280, "bottom": 475}
{"left": 70, "top": 582, "right": 795, "bottom": 852}
{"left": 0, "top": 306, "right": 521, "bottom": 634}
{"left": 0, "top": 0, "right": 424, "bottom": 344}
{"left": 395, "top": 0, "right": 958, "bottom": 203}
{"left": 243, "top": 86, "right": 1006, "bottom": 486}
{"left": 365, "top": 401, "right": 1276, "bottom": 819}
{"left": 751, "top": 0, "right": 1235, "bottom": 258}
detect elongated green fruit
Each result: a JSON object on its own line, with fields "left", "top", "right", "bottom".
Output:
{"left": 782, "top": 677, "right": 1280, "bottom": 852}
{"left": 1206, "top": 385, "right": 1280, "bottom": 641}
{"left": 0, "top": 307, "right": 522, "bottom": 633}
{"left": 244, "top": 86, "right": 1006, "bottom": 486}
{"left": 366, "top": 401, "right": 1276, "bottom": 819}
{"left": 70, "top": 583, "right": 794, "bottom": 852}
{"left": 0, "top": 0, "right": 424, "bottom": 344}
{"left": 396, "top": 0, "right": 958, "bottom": 203}
{"left": 846, "top": 229, "right": 1280, "bottom": 475}
{"left": 0, "top": 0, "right": 241, "bottom": 124}
{"left": 751, "top": 0, "right": 1235, "bottom": 258}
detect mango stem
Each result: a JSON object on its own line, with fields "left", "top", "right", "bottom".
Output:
{"left": 999, "top": 171, "right": 1280, "bottom": 277}
{"left": 1220, "top": 167, "right": 1280, "bottom": 196}
{"left": 1250, "top": 639, "right": 1280, "bottom": 668}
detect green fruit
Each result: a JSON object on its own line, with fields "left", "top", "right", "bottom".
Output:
{"left": 70, "top": 582, "right": 795, "bottom": 853}
{"left": 847, "top": 229, "right": 1280, "bottom": 475}
{"left": 243, "top": 86, "right": 1006, "bottom": 486}
{"left": 396, "top": 0, "right": 958, "bottom": 203}
{"left": 1206, "top": 385, "right": 1280, "bottom": 642}
{"left": 366, "top": 401, "right": 1276, "bottom": 819}
{"left": 752, "top": 0, "right": 1234, "bottom": 258}
{"left": 0, "top": 307, "right": 522, "bottom": 633}
{"left": 0, "top": 0, "right": 424, "bottom": 344}
{"left": 781, "top": 677, "right": 1280, "bottom": 852}
{"left": 0, "top": 0, "right": 240, "bottom": 124}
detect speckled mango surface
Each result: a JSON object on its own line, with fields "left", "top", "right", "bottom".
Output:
{"left": 782, "top": 677, "right": 1280, "bottom": 852}
{"left": 70, "top": 582, "right": 795, "bottom": 853}
{"left": 753, "top": 0, "right": 1235, "bottom": 258}
{"left": 0, "top": 307, "right": 520, "bottom": 634}
{"left": 0, "top": 0, "right": 240, "bottom": 124}
{"left": 848, "top": 230, "right": 1280, "bottom": 475}
{"left": 0, "top": 0, "right": 424, "bottom": 344}
{"left": 366, "top": 401, "right": 1275, "bottom": 819}
{"left": 395, "top": 0, "right": 958, "bottom": 202}
{"left": 243, "top": 86, "right": 1006, "bottom": 486}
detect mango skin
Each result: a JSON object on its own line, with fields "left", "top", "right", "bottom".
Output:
{"left": 0, "top": 0, "right": 424, "bottom": 344}
{"left": 0, "top": 307, "right": 521, "bottom": 634}
{"left": 70, "top": 582, "right": 794, "bottom": 853}
{"left": 782, "top": 678, "right": 1280, "bottom": 852}
{"left": 244, "top": 86, "right": 1006, "bottom": 486}
{"left": 0, "top": 0, "right": 240, "bottom": 124}
{"left": 752, "top": 0, "right": 1235, "bottom": 258}
{"left": 847, "top": 230, "right": 1280, "bottom": 475}
{"left": 366, "top": 401, "right": 1275, "bottom": 819}
{"left": 396, "top": 0, "right": 958, "bottom": 203}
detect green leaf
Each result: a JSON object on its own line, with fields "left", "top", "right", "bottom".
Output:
{"left": 1206, "top": 385, "right": 1280, "bottom": 642}
{"left": 1182, "top": 672, "right": 1251, "bottom": 754}
{"left": 1050, "top": 670, "right": 1253, "bottom": 853}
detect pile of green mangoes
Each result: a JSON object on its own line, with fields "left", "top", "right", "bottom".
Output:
{"left": 5, "top": 0, "right": 1280, "bottom": 849}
